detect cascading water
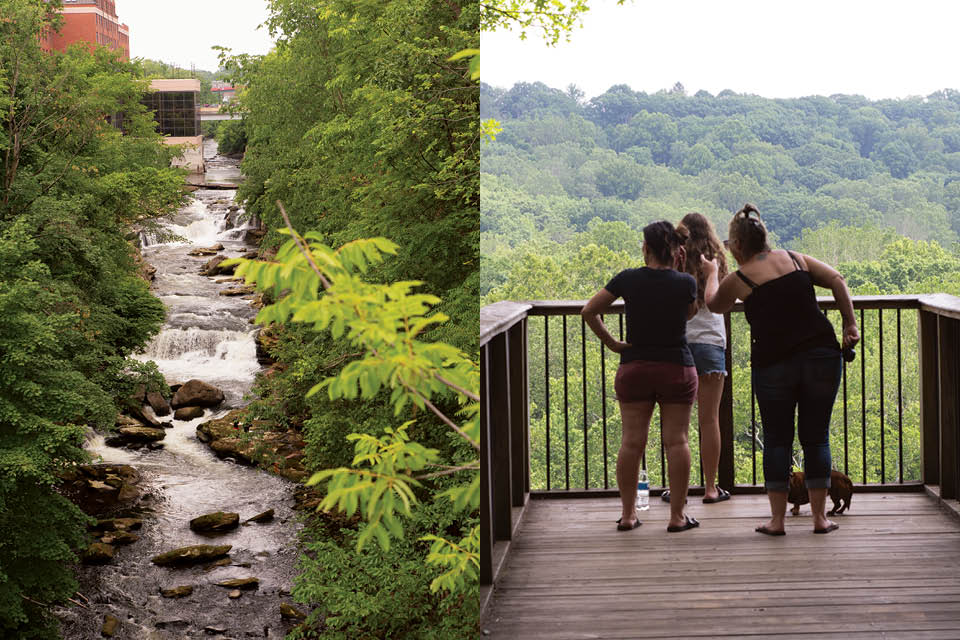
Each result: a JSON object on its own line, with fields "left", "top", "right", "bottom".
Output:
{"left": 58, "top": 140, "right": 303, "bottom": 639}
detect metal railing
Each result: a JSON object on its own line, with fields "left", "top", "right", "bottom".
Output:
{"left": 480, "top": 294, "right": 960, "bottom": 594}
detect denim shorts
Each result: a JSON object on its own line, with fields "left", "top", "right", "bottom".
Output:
{"left": 688, "top": 343, "right": 727, "bottom": 377}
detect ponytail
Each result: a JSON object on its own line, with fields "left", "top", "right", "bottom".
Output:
{"left": 728, "top": 203, "right": 770, "bottom": 258}
{"left": 643, "top": 220, "right": 683, "bottom": 266}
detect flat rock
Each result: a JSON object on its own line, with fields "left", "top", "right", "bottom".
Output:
{"left": 151, "top": 544, "right": 231, "bottom": 567}
{"left": 245, "top": 509, "right": 274, "bottom": 524}
{"left": 218, "top": 285, "right": 255, "bottom": 296}
{"left": 280, "top": 603, "right": 306, "bottom": 619}
{"left": 172, "top": 380, "right": 225, "bottom": 409}
{"left": 93, "top": 517, "right": 143, "bottom": 532}
{"left": 160, "top": 585, "right": 194, "bottom": 598}
{"left": 227, "top": 589, "right": 242, "bottom": 599}
{"left": 203, "top": 557, "right": 232, "bottom": 571}
{"left": 102, "top": 614, "right": 120, "bottom": 637}
{"left": 190, "top": 511, "right": 239, "bottom": 533}
{"left": 117, "top": 426, "right": 166, "bottom": 443}
{"left": 215, "top": 577, "right": 259, "bottom": 590}
{"left": 174, "top": 405, "right": 206, "bottom": 420}
{"left": 101, "top": 530, "right": 139, "bottom": 545}
{"left": 82, "top": 542, "right": 114, "bottom": 565}
{"left": 204, "top": 627, "right": 227, "bottom": 635}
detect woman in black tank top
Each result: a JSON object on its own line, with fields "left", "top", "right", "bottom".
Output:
{"left": 699, "top": 205, "right": 859, "bottom": 536}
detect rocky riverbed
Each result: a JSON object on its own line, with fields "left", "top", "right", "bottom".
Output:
{"left": 55, "top": 140, "right": 308, "bottom": 640}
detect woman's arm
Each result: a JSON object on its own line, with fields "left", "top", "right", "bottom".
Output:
{"left": 581, "top": 289, "right": 631, "bottom": 353}
{"left": 701, "top": 256, "right": 744, "bottom": 314}
{"left": 799, "top": 253, "right": 860, "bottom": 348}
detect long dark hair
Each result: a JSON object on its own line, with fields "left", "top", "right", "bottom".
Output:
{"left": 643, "top": 220, "right": 683, "bottom": 267}
{"left": 677, "top": 212, "right": 728, "bottom": 309}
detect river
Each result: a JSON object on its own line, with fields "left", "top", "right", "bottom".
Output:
{"left": 56, "top": 140, "right": 303, "bottom": 640}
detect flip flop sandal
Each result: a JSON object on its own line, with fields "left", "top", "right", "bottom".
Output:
{"left": 616, "top": 517, "right": 641, "bottom": 531}
{"left": 755, "top": 525, "right": 786, "bottom": 536}
{"left": 660, "top": 490, "right": 687, "bottom": 504}
{"left": 666, "top": 515, "right": 700, "bottom": 533}
{"left": 814, "top": 523, "right": 840, "bottom": 534}
{"left": 703, "top": 488, "right": 731, "bottom": 504}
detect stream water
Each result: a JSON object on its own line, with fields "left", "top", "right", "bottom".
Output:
{"left": 57, "top": 141, "right": 302, "bottom": 640}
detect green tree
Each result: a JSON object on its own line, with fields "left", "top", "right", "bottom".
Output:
{"left": 0, "top": 2, "right": 181, "bottom": 635}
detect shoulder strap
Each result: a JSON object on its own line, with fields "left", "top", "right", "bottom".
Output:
{"left": 786, "top": 250, "right": 803, "bottom": 271}
{"left": 735, "top": 270, "right": 758, "bottom": 289}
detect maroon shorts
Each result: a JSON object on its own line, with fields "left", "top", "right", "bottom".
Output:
{"left": 614, "top": 360, "right": 698, "bottom": 404}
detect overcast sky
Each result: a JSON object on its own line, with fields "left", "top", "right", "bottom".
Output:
{"left": 118, "top": 1, "right": 275, "bottom": 72}
{"left": 483, "top": 0, "right": 959, "bottom": 100}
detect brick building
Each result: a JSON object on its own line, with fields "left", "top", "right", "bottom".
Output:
{"left": 48, "top": 0, "right": 130, "bottom": 60}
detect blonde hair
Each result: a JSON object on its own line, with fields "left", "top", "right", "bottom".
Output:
{"left": 677, "top": 212, "right": 728, "bottom": 309}
{"left": 728, "top": 203, "right": 770, "bottom": 259}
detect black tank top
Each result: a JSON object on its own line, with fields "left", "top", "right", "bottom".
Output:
{"left": 736, "top": 251, "right": 840, "bottom": 368}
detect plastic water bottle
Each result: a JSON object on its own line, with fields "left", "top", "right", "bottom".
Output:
{"left": 636, "top": 469, "right": 650, "bottom": 511}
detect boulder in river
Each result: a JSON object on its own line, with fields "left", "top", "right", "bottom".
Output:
{"left": 146, "top": 391, "right": 171, "bottom": 417}
{"left": 81, "top": 542, "right": 114, "bottom": 565}
{"left": 202, "top": 255, "right": 236, "bottom": 276}
{"left": 215, "top": 577, "right": 259, "bottom": 590}
{"left": 171, "top": 379, "right": 225, "bottom": 408}
{"left": 174, "top": 406, "right": 205, "bottom": 420}
{"left": 151, "top": 544, "right": 232, "bottom": 567}
{"left": 101, "top": 530, "right": 139, "bottom": 546}
{"left": 102, "top": 614, "right": 120, "bottom": 637}
{"left": 189, "top": 511, "right": 239, "bottom": 533}
{"left": 92, "top": 517, "right": 143, "bottom": 532}
{"left": 280, "top": 603, "right": 307, "bottom": 620}
{"left": 59, "top": 464, "right": 141, "bottom": 516}
{"left": 227, "top": 590, "right": 242, "bottom": 599}
{"left": 160, "top": 585, "right": 194, "bottom": 598}
{"left": 245, "top": 509, "right": 274, "bottom": 524}
{"left": 218, "top": 284, "right": 256, "bottom": 297}
{"left": 116, "top": 426, "right": 166, "bottom": 443}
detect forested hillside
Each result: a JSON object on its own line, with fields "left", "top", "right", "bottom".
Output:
{"left": 481, "top": 81, "right": 960, "bottom": 494}
{"left": 481, "top": 81, "right": 960, "bottom": 300}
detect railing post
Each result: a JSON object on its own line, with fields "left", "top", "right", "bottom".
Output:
{"left": 480, "top": 344, "right": 493, "bottom": 585}
{"left": 718, "top": 312, "right": 735, "bottom": 490}
{"left": 490, "top": 333, "right": 514, "bottom": 539}
{"left": 508, "top": 319, "right": 529, "bottom": 506}
{"left": 919, "top": 310, "right": 940, "bottom": 486}
{"left": 938, "top": 315, "right": 959, "bottom": 499}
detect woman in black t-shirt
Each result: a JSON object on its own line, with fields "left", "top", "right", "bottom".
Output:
{"left": 701, "top": 204, "right": 859, "bottom": 536}
{"left": 582, "top": 221, "right": 701, "bottom": 533}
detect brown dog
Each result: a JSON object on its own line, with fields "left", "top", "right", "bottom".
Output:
{"left": 788, "top": 470, "right": 853, "bottom": 516}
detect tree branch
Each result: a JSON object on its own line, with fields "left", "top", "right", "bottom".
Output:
{"left": 277, "top": 199, "right": 333, "bottom": 289}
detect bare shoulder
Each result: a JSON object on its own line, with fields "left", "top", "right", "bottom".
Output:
{"left": 785, "top": 249, "right": 809, "bottom": 270}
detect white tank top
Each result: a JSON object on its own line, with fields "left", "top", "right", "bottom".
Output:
{"left": 686, "top": 305, "right": 726, "bottom": 348}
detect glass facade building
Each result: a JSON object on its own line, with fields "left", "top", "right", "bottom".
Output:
{"left": 143, "top": 81, "right": 201, "bottom": 138}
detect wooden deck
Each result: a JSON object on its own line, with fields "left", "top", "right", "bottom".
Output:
{"left": 483, "top": 493, "right": 960, "bottom": 639}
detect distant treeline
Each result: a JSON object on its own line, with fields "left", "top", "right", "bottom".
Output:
{"left": 481, "top": 82, "right": 960, "bottom": 298}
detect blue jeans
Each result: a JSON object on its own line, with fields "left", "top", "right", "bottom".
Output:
{"left": 688, "top": 342, "right": 727, "bottom": 376}
{"left": 753, "top": 347, "right": 842, "bottom": 491}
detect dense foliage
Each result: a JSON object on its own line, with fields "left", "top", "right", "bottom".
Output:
{"left": 0, "top": 2, "right": 184, "bottom": 636}
{"left": 481, "top": 80, "right": 960, "bottom": 492}
{"left": 219, "top": 0, "right": 479, "bottom": 636}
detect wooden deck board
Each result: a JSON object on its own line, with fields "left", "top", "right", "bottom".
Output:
{"left": 483, "top": 494, "right": 960, "bottom": 639}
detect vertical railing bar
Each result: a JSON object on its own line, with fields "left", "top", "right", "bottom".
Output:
{"left": 563, "top": 314, "right": 570, "bottom": 491}
{"left": 878, "top": 308, "right": 885, "bottom": 484}
{"left": 659, "top": 410, "right": 666, "bottom": 488}
{"left": 860, "top": 307, "right": 867, "bottom": 484}
{"left": 581, "top": 316, "right": 589, "bottom": 489}
{"left": 601, "top": 314, "right": 609, "bottom": 490}
{"left": 751, "top": 371, "right": 757, "bottom": 486}
{"left": 897, "top": 308, "right": 903, "bottom": 484}
{"left": 544, "top": 315, "right": 550, "bottom": 491}
{"left": 843, "top": 326, "right": 849, "bottom": 477}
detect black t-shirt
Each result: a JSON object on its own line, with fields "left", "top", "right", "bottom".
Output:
{"left": 604, "top": 267, "right": 696, "bottom": 366}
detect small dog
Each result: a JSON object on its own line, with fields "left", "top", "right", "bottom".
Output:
{"left": 788, "top": 470, "right": 853, "bottom": 516}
